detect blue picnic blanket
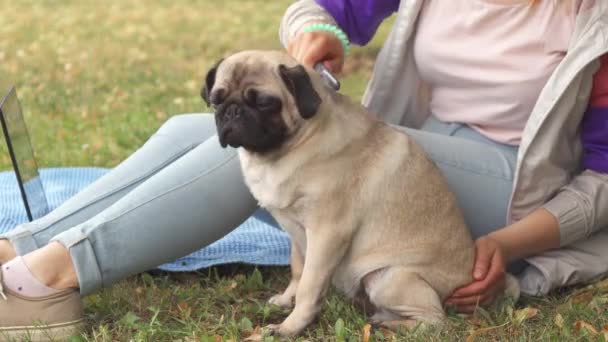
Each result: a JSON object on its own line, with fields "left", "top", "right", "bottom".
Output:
{"left": 0, "top": 168, "right": 290, "bottom": 271}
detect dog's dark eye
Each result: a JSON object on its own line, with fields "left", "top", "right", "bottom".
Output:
{"left": 210, "top": 88, "right": 226, "bottom": 107}
{"left": 245, "top": 89, "right": 281, "bottom": 112}
{"left": 256, "top": 96, "right": 281, "bottom": 112}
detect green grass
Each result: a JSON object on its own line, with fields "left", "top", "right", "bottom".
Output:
{"left": 0, "top": 0, "right": 382, "bottom": 169}
{"left": 1, "top": 1, "right": 608, "bottom": 341}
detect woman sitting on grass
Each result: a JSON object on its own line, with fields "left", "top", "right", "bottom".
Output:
{"left": 0, "top": 0, "right": 607, "bottom": 339}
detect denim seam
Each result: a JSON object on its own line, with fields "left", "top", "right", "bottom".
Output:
{"left": 427, "top": 152, "right": 514, "bottom": 181}
{"left": 150, "top": 132, "right": 204, "bottom": 151}
{"left": 27, "top": 135, "right": 197, "bottom": 237}
{"left": 87, "top": 152, "right": 238, "bottom": 225}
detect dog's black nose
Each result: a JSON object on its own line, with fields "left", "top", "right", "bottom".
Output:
{"left": 223, "top": 103, "right": 241, "bottom": 121}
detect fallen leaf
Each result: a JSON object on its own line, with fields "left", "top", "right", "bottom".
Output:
{"left": 602, "top": 325, "right": 608, "bottom": 341}
{"left": 554, "top": 313, "right": 564, "bottom": 329}
{"left": 244, "top": 326, "right": 263, "bottom": 341}
{"left": 595, "top": 278, "right": 608, "bottom": 293}
{"left": 362, "top": 324, "right": 371, "bottom": 342}
{"left": 177, "top": 302, "right": 190, "bottom": 312}
{"left": 379, "top": 327, "right": 395, "bottom": 340}
{"left": 229, "top": 281, "right": 238, "bottom": 290}
{"left": 514, "top": 307, "right": 539, "bottom": 324}
{"left": 571, "top": 291, "right": 594, "bottom": 305}
{"left": 573, "top": 321, "right": 598, "bottom": 335}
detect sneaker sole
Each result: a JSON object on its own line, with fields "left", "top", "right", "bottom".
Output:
{"left": 0, "top": 319, "right": 84, "bottom": 341}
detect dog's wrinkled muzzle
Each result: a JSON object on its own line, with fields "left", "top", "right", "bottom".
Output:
{"left": 216, "top": 103, "right": 244, "bottom": 148}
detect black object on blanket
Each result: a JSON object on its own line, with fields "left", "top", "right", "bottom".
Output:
{"left": 0, "top": 86, "right": 50, "bottom": 221}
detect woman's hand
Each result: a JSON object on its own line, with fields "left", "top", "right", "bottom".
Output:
{"left": 445, "top": 208, "right": 560, "bottom": 314}
{"left": 288, "top": 30, "right": 345, "bottom": 73}
{"left": 444, "top": 235, "right": 508, "bottom": 313}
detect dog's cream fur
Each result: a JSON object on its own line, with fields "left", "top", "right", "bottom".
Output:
{"left": 210, "top": 50, "right": 516, "bottom": 337}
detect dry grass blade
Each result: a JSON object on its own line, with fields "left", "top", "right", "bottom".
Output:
{"left": 362, "top": 323, "right": 371, "bottom": 342}
{"left": 573, "top": 321, "right": 599, "bottom": 335}
{"left": 466, "top": 322, "right": 511, "bottom": 341}
{"left": 514, "top": 307, "right": 539, "bottom": 324}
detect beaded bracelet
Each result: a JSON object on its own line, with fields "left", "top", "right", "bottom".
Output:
{"left": 302, "top": 23, "right": 350, "bottom": 55}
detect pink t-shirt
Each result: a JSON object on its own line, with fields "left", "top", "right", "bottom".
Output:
{"left": 414, "top": 0, "right": 579, "bottom": 145}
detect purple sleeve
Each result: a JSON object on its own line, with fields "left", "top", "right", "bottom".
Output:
{"left": 314, "top": 0, "right": 400, "bottom": 45}
{"left": 581, "top": 108, "right": 608, "bottom": 173}
{"left": 581, "top": 56, "right": 608, "bottom": 173}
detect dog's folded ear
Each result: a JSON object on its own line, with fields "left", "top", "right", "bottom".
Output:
{"left": 201, "top": 58, "right": 224, "bottom": 106}
{"left": 278, "top": 64, "right": 321, "bottom": 119}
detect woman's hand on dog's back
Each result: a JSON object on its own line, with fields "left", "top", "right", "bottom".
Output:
{"left": 288, "top": 30, "right": 345, "bottom": 73}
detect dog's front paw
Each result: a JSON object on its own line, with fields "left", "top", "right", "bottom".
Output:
{"left": 263, "top": 323, "right": 298, "bottom": 338}
{"left": 268, "top": 294, "right": 293, "bottom": 309}
{"left": 263, "top": 323, "right": 281, "bottom": 336}
{"left": 263, "top": 324, "right": 300, "bottom": 337}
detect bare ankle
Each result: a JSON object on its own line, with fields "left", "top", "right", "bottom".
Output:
{"left": 0, "top": 239, "right": 17, "bottom": 264}
{"left": 23, "top": 242, "right": 79, "bottom": 290}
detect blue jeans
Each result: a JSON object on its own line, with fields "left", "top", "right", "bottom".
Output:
{"left": 0, "top": 114, "right": 519, "bottom": 295}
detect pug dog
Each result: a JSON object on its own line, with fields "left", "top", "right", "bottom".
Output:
{"left": 201, "top": 50, "right": 519, "bottom": 337}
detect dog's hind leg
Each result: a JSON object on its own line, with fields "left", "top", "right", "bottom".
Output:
{"left": 268, "top": 241, "right": 304, "bottom": 309}
{"left": 366, "top": 267, "right": 445, "bottom": 330}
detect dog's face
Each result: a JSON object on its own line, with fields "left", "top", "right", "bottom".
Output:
{"left": 201, "top": 50, "right": 322, "bottom": 153}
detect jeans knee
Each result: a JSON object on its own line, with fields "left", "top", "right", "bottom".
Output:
{"left": 155, "top": 113, "right": 216, "bottom": 146}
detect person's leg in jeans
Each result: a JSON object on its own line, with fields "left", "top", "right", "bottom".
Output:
{"left": 1, "top": 112, "right": 258, "bottom": 294}
{"left": 0, "top": 113, "right": 259, "bottom": 337}
{"left": 1, "top": 114, "right": 222, "bottom": 260}
{"left": 399, "top": 116, "right": 522, "bottom": 271}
